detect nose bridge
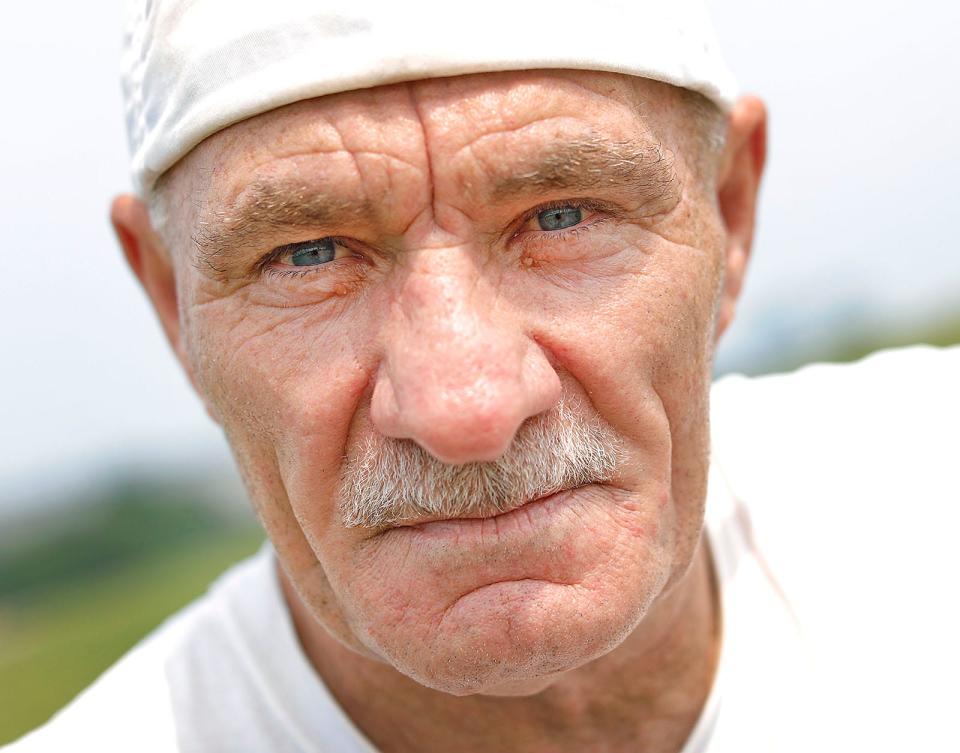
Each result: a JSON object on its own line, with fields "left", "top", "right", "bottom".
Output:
{"left": 398, "top": 248, "right": 503, "bottom": 372}
{"left": 371, "top": 246, "right": 560, "bottom": 464}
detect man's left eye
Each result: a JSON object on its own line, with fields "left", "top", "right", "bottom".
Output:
{"left": 537, "top": 206, "right": 583, "bottom": 231}
{"left": 283, "top": 238, "right": 338, "bottom": 266}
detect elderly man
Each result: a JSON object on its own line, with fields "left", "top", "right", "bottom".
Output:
{"left": 7, "top": 0, "right": 960, "bottom": 751}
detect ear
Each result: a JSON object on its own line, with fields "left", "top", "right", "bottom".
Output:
{"left": 714, "top": 96, "right": 767, "bottom": 339}
{"left": 110, "top": 194, "right": 212, "bottom": 418}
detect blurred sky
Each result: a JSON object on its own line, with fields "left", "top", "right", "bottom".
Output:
{"left": 1, "top": 1, "right": 958, "bottom": 510}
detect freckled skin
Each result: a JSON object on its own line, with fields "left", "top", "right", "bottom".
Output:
{"left": 113, "top": 70, "right": 766, "bottom": 752}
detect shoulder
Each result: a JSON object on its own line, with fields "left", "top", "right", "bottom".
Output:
{"left": 710, "top": 342, "right": 960, "bottom": 433}
{"left": 708, "top": 343, "right": 960, "bottom": 571}
{"left": 709, "top": 345, "right": 960, "bottom": 748}
{"left": 710, "top": 344, "right": 959, "bottom": 509}
{"left": 1, "top": 548, "right": 276, "bottom": 753}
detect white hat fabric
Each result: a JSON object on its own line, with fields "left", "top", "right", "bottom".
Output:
{"left": 121, "top": 0, "right": 738, "bottom": 194}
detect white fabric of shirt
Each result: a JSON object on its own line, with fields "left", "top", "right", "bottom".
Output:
{"left": 5, "top": 345, "right": 959, "bottom": 752}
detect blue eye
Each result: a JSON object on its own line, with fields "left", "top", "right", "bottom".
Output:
{"left": 288, "top": 238, "right": 337, "bottom": 266}
{"left": 537, "top": 206, "right": 583, "bottom": 231}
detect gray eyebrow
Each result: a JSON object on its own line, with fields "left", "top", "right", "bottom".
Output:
{"left": 488, "top": 135, "right": 681, "bottom": 211}
{"left": 190, "top": 135, "right": 680, "bottom": 277}
{"left": 191, "top": 180, "right": 374, "bottom": 276}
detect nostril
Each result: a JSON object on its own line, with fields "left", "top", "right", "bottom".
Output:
{"left": 369, "top": 371, "right": 406, "bottom": 439}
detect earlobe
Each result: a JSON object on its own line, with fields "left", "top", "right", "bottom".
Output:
{"left": 714, "top": 96, "right": 767, "bottom": 339}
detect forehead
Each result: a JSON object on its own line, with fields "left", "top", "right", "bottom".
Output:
{"left": 177, "top": 70, "right": 682, "bottom": 211}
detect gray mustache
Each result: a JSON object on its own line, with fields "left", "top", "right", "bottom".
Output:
{"left": 338, "top": 399, "right": 622, "bottom": 528}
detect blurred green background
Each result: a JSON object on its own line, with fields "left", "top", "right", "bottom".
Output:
{"left": 1, "top": 313, "right": 958, "bottom": 745}
{"left": 0, "top": 474, "right": 263, "bottom": 744}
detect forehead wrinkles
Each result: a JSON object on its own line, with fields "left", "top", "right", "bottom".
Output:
{"left": 406, "top": 74, "right": 662, "bottom": 202}
{"left": 407, "top": 69, "right": 644, "bottom": 146}
{"left": 207, "top": 93, "right": 430, "bottom": 203}
{"left": 181, "top": 94, "right": 435, "bottom": 247}
{"left": 170, "top": 71, "right": 673, "bottom": 250}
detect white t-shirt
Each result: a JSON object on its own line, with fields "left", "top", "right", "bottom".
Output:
{"left": 6, "top": 345, "right": 958, "bottom": 752}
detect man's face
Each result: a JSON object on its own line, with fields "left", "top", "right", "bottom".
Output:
{"left": 155, "top": 70, "right": 737, "bottom": 695}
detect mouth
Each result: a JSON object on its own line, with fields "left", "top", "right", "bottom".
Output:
{"left": 390, "top": 485, "right": 582, "bottom": 534}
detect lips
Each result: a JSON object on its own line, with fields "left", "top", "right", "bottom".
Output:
{"left": 395, "top": 486, "right": 577, "bottom": 534}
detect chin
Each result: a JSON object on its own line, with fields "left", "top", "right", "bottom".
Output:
{"left": 326, "top": 483, "right": 678, "bottom": 695}
{"left": 362, "top": 575, "right": 660, "bottom": 697}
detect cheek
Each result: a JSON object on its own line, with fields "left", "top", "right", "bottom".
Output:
{"left": 520, "top": 238, "right": 715, "bottom": 451}
{"left": 517, "top": 238, "right": 717, "bottom": 573}
{"left": 185, "top": 293, "right": 390, "bottom": 652}
{"left": 185, "top": 295, "right": 373, "bottom": 535}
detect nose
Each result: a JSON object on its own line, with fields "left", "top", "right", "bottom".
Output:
{"left": 370, "top": 248, "right": 561, "bottom": 465}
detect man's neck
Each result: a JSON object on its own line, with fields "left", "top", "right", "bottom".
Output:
{"left": 281, "top": 537, "right": 720, "bottom": 753}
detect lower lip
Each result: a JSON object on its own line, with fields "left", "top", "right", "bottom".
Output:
{"left": 396, "top": 488, "right": 577, "bottom": 539}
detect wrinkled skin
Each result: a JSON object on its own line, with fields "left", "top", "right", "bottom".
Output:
{"left": 113, "top": 70, "right": 765, "bottom": 752}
